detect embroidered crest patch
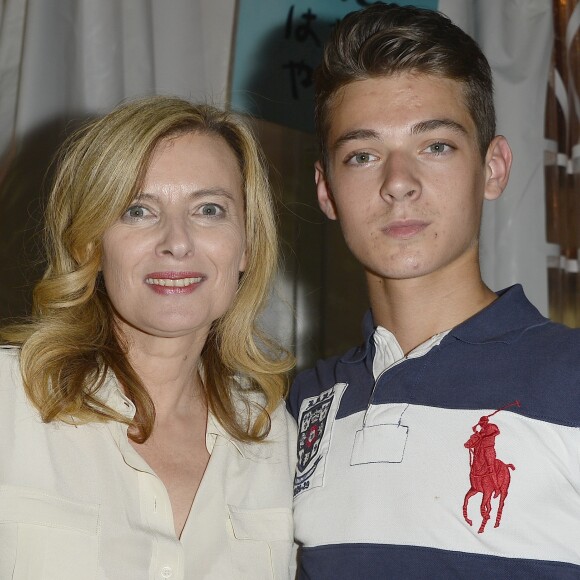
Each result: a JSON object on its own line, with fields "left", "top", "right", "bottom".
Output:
{"left": 294, "top": 383, "right": 347, "bottom": 496}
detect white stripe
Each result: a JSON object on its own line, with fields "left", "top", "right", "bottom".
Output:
{"left": 294, "top": 404, "right": 580, "bottom": 566}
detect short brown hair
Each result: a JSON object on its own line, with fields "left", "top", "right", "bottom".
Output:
{"left": 315, "top": 2, "right": 495, "bottom": 168}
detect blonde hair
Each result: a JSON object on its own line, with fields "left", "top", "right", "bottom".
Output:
{"left": 1, "top": 96, "right": 293, "bottom": 443}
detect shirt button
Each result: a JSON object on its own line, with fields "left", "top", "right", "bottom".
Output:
{"left": 161, "top": 567, "right": 173, "bottom": 578}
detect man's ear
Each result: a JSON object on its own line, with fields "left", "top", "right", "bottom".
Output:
{"left": 315, "top": 161, "right": 338, "bottom": 220}
{"left": 484, "top": 135, "right": 513, "bottom": 201}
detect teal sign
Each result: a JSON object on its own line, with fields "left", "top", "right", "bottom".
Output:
{"left": 230, "top": 0, "right": 438, "bottom": 133}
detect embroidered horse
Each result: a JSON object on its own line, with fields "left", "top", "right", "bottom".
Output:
{"left": 462, "top": 430, "right": 515, "bottom": 533}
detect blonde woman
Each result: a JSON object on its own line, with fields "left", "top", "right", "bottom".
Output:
{"left": 0, "top": 96, "right": 296, "bottom": 579}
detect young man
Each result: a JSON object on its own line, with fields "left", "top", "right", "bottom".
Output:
{"left": 288, "top": 3, "right": 580, "bottom": 578}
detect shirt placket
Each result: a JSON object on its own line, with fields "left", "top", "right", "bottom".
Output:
{"left": 138, "top": 471, "right": 184, "bottom": 580}
{"left": 108, "top": 415, "right": 185, "bottom": 580}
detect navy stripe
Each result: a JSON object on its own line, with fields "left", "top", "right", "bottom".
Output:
{"left": 298, "top": 544, "right": 580, "bottom": 580}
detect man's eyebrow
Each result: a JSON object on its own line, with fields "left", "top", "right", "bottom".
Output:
{"left": 332, "top": 129, "right": 381, "bottom": 151}
{"left": 411, "top": 118, "right": 468, "bottom": 135}
{"left": 331, "top": 119, "right": 467, "bottom": 151}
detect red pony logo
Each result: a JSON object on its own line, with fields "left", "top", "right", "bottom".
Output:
{"left": 462, "top": 401, "right": 519, "bottom": 533}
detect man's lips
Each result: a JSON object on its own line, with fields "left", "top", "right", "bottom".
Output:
{"left": 145, "top": 272, "right": 204, "bottom": 292}
{"left": 383, "top": 220, "right": 429, "bottom": 239}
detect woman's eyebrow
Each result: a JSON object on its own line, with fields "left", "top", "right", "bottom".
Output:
{"left": 135, "top": 188, "right": 236, "bottom": 201}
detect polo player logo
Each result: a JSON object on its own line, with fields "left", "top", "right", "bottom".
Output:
{"left": 462, "top": 401, "right": 519, "bottom": 534}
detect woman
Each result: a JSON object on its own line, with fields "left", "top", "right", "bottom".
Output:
{"left": 0, "top": 96, "right": 296, "bottom": 579}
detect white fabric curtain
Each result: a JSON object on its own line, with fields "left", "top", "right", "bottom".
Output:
{"left": 0, "top": 0, "right": 235, "bottom": 149}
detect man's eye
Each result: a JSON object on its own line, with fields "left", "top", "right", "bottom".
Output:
{"left": 427, "top": 142, "right": 451, "bottom": 154}
{"left": 347, "top": 152, "right": 376, "bottom": 165}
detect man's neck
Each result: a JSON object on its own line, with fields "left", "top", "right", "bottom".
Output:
{"left": 367, "top": 268, "right": 496, "bottom": 355}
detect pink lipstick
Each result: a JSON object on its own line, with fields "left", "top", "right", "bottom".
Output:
{"left": 145, "top": 272, "right": 204, "bottom": 295}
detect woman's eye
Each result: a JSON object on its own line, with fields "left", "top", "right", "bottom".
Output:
{"left": 199, "top": 203, "right": 223, "bottom": 217}
{"left": 123, "top": 205, "right": 150, "bottom": 220}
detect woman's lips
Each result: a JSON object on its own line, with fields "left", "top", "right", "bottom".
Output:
{"left": 145, "top": 272, "right": 204, "bottom": 294}
{"left": 383, "top": 220, "right": 429, "bottom": 239}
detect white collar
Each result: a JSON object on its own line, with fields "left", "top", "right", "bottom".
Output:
{"left": 372, "top": 326, "right": 450, "bottom": 380}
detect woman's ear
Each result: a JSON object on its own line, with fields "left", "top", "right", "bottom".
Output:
{"left": 484, "top": 136, "right": 513, "bottom": 201}
{"left": 315, "top": 161, "right": 338, "bottom": 220}
{"left": 238, "top": 244, "right": 247, "bottom": 274}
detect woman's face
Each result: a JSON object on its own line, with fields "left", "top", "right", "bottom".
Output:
{"left": 101, "top": 131, "right": 247, "bottom": 343}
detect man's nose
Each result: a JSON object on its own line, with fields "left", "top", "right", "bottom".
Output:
{"left": 379, "top": 152, "right": 421, "bottom": 203}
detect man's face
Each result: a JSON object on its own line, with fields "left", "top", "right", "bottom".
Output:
{"left": 316, "top": 73, "right": 508, "bottom": 284}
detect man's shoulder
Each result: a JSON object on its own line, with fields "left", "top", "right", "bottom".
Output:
{"left": 517, "top": 315, "right": 580, "bottom": 362}
{"left": 465, "top": 284, "right": 580, "bottom": 359}
{"left": 288, "top": 354, "right": 341, "bottom": 421}
{"left": 536, "top": 316, "right": 580, "bottom": 342}
{"left": 287, "top": 345, "right": 367, "bottom": 420}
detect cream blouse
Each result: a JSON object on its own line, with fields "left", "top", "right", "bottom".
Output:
{"left": 0, "top": 346, "right": 297, "bottom": 579}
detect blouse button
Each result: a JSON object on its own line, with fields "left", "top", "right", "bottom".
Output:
{"left": 161, "top": 566, "right": 173, "bottom": 578}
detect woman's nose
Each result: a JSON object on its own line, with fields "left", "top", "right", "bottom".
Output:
{"left": 156, "top": 217, "right": 194, "bottom": 258}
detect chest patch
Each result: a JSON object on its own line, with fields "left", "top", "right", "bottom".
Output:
{"left": 294, "top": 383, "right": 346, "bottom": 496}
